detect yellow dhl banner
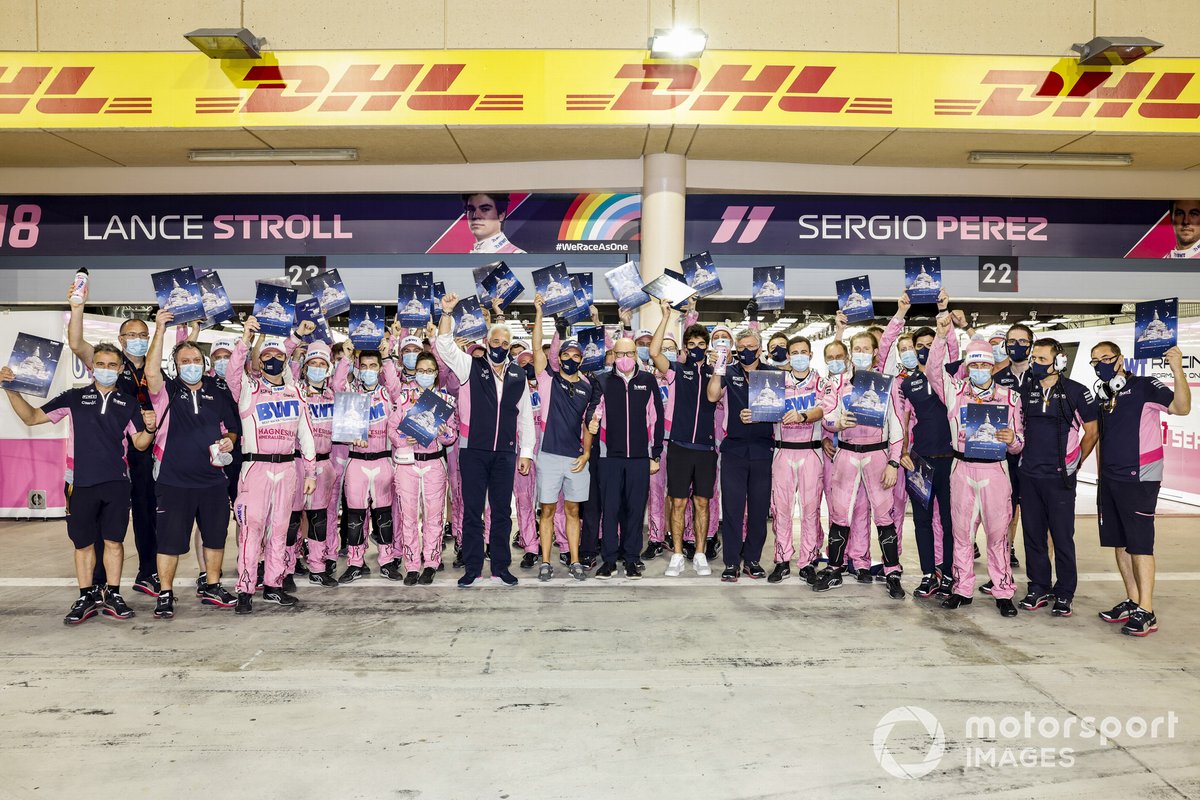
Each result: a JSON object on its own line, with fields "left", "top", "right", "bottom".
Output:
{"left": 1, "top": 50, "right": 1199, "bottom": 132}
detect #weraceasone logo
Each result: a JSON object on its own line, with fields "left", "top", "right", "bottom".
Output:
{"left": 873, "top": 706, "right": 946, "bottom": 779}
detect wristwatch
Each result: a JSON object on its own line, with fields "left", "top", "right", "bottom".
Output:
{"left": 887, "top": 459, "right": 900, "bottom": 469}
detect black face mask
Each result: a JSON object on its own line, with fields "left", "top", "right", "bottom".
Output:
{"left": 915, "top": 346, "right": 930, "bottom": 365}
{"left": 688, "top": 346, "right": 706, "bottom": 364}
{"left": 560, "top": 358, "right": 581, "bottom": 376}
{"left": 261, "top": 358, "right": 285, "bottom": 376}
{"left": 1029, "top": 362, "right": 1052, "bottom": 381}
{"left": 770, "top": 345, "right": 787, "bottom": 363}
{"left": 1007, "top": 343, "right": 1030, "bottom": 363}
{"left": 523, "top": 363, "right": 536, "bottom": 382}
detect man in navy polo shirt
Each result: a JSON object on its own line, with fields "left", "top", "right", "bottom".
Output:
{"left": 1092, "top": 341, "right": 1191, "bottom": 637}
{"left": 2, "top": 343, "right": 154, "bottom": 624}
{"left": 991, "top": 323, "right": 1034, "bottom": 571}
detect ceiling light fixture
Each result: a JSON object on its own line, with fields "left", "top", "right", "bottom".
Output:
{"left": 648, "top": 27, "right": 708, "bottom": 59}
{"left": 188, "top": 148, "right": 359, "bottom": 162}
{"left": 184, "top": 28, "right": 264, "bottom": 59}
{"left": 1071, "top": 36, "right": 1162, "bottom": 66}
{"left": 968, "top": 151, "right": 1132, "bottom": 167}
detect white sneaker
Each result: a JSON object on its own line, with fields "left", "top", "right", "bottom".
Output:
{"left": 664, "top": 553, "right": 685, "bottom": 577}
{"left": 693, "top": 553, "right": 712, "bottom": 576}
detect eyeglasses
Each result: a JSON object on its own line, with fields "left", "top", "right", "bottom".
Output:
{"left": 415, "top": 369, "right": 438, "bottom": 376}
{"left": 1088, "top": 355, "right": 1119, "bottom": 367}
{"left": 120, "top": 332, "right": 150, "bottom": 340}
{"left": 1006, "top": 338, "right": 1031, "bottom": 347}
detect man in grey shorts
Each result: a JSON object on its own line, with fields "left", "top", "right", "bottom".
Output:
{"left": 532, "top": 293, "right": 601, "bottom": 580}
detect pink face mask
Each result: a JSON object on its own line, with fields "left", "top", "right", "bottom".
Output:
{"left": 615, "top": 356, "right": 636, "bottom": 374}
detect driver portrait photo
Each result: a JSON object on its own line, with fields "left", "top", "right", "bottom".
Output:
{"left": 1166, "top": 198, "right": 1200, "bottom": 259}
{"left": 463, "top": 192, "right": 525, "bottom": 254}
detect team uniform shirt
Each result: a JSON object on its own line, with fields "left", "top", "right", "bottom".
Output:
{"left": 299, "top": 383, "right": 335, "bottom": 456}
{"left": 149, "top": 375, "right": 240, "bottom": 488}
{"left": 386, "top": 388, "right": 459, "bottom": 456}
{"left": 42, "top": 386, "right": 145, "bottom": 487}
{"left": 821, "top": 370, "right": 905, "bottom": 459}
{"left": 1018, "top": 377, "right": 1097, "bottom": 477}
{"left": 668, "top": 360, "right": 717, "bottom": 450}
{"left": 330, "top": 358, "right": 405, "bottom": 455}
{"left": 897, "top": 370, "right": 955, "bottom": 458}
{"left": 717, "top": 363, "right": 780, "bottom": 459}
{"left": 471, "top": 232, "right": 525, "bottom": 254}
{"left": 992, "top": 362, "right": 1032, "bottom": 393}
{"left": 1165, "top": 240, "right": 1200, "bottom": 259}
{"left": 1096, "top": 374, "right": 1175, "bottom": 482}
{"left": 535, "top": 368, "right": 599, "bottom": 458}
{"left": 227, "top": 341, "right": 317, "bottom": 474}
{"left": 435, "top": 334, "right": 535, "bottom": 457}
{"left": 774, "top": 370, "right": 826, "bottom": 445}
{"left": 926, "top": 337, "right": 1025, "bottom": 460}
{"left": 592, "top": 367, "right": 664, "bottom": 460}
{"left": 114, "top": 354, "right": 152, "bottom": 411}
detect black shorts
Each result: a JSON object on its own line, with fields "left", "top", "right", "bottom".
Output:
{"left": 666, "top": 442, "right": 718, "bottom": 499}
{"left": 1098, "top": 480, "right": 1160, "bottom": 556}
{"left": 66, "top": 480, "right": 131, "bottom": 549}
{"left": 155, "top": 483, "right": 231, "bottom": 556}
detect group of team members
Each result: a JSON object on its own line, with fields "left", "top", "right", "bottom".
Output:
{"left": 3, "top": 277, "right": 1189, "bottom": 638}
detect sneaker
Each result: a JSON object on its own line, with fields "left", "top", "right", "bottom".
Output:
{"left": 854, "top": 568, "right": 873, "bottom": 584}
{"left": 519, "top": 552, "right": 539, "bottom": 570}
{"left": 935, "top": 572, "right": 954, "bottom": 597}
{"left": 443, "top": 521, "right": 453, "bottom": 541}
{"left": 797, "top": 564, "right": 818, "bottom": 586}
{"left": 813, "top": 568, "right": 842, "bottom": 592}
{"left": 194, "top": 572, "right": 208, "bottom": 593}
{"left": 705, "top": 537, "right": 720, "bottom": 560}
{"left": 339, "top": 564, "right": 370, "bottom": 584}
{"left": 325, "top": 559, "right": 337, "bottom": 576}
{"left": 452, "top": 546, "right": 465, "bottom": 569}
{"left": 538, "top": 562, "right": 553, "bottom": 582}
{"left": 996, "top": 598, "right": 1018, "bottom": 617}
{"left": 641, "top": 541, "right": 665, "bottom": 560}
{"left": 256, "top": 562, "right": 265, "bottom": 591}
{"left": 380, "top": 560, "right": 403, "bottom": 581}
{"left": 294, "top": 560, "right": 309, "bottom": 577}
{"left": 682, "top": 541, "right": 697, "bottom": 560}
{"left": 64, "top": 591, "right": 101, "bottom": 625}
{"left": 235, "top": 592, "right": 253, "bottom": 614}
{"left": 941, "top": 594, "right": 972, "bottom": 609}
{"left": 1019, "top": 591, "right": 1052, "bottom": 611}
{"left": 979, "top": 580, "right": 994, "bottom": 596}
{"left": 568, "top": 562, "right": 587, "bottom": 581}
{"left": 886, "top": 574, "right": 906, "bottom": 600}
{"left": 767, "top": 562, "right": 791, "bottom": 583}
{"left": 101, "top": 590, "right": 135, "bottom": 620}
{"left": 720, "top": 565, "right": 739, "bottom": 583}
{"left": 262, "top": 586, "right": 299, "bottom": 607}
{"left": 197, "top": 584, "right": 236, "bottom": 608}
{"left": 494, "top": 570, "right": 519, "bottom": 587}
{"left": 153, "top": 591, "right": 175, "bottom": 620}
{"left": 403, "top": 571, "right": 419, "bottom": 586}
{"left": 664, "top": 553, "right": 686, "bottom": 577}
{"left": 308, "top": 570, "right": 339, "bottom": 588}
{"left": 457, "top": 573, "right": 481, "bottom": 588}
{"left": 914, "top": 574, "right": 938, "bottom": 598}
{"left": 581, "top": 555, "right": 599, "bottom": 571}
{"left": 693, "top": 553, "right": 712, "bottom": 576}
{"left": 595, "top": 563, "right": 616, "bottom": 580}
{"left": 282, "top": 574, "right": 297, "bottom": 593}
{"left": 418, "top": 567, "right": 436, "bottom": 585}
{"left": 1099, "top": 599, "right": 1138, "bottom": 623}
{"left": 511, "top": 533, "right": 521, "bottom": 549}
{"left": 1010, "top": 546, "right": 1020, "bottom": 568}
{"left": 973, "top": 542, "right": 980, "bottom": 560}
{"left": 558, "top": 552, "right": 570, "bottom": 567}
{"left": 624, "top": 562, "right": 643, "bottom": 580}
{"left": 1051, "top": 598, "right": 1073, "bottom": 618}
{"left": 743, "top": 561, "right": 766, "bottom": 580}
{"left": 132, "top": 573, "right": 161, "bottom": 598}
{"left": 1121, "top": 608, "right": 1158, "bottom": 637}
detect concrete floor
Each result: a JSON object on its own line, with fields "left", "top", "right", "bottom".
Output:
{"left": 0, "top": 511, "right": 1197, "bottom": 800}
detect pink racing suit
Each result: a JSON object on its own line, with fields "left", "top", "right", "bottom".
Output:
{"left": 330, "top": 357, "right": 403, "bottom": 568}
{"left": 432, "top": 346, "right": 466, "bottom": 549}
{"left": 772, "top": 369, "right": 827, "bottom": 566}
{"left": 647, "top": 367, "right": 676, "bottom": 544}
{"left": 282, "top": 336, "right": 335, "bottom": 573}
{"left": 927, "top": 335, "right": 1024, "bottom": 600}
{"left": 388, "top": 387, "right": 458, "bottom": 572}
{"left": 822, "top": 370, "right": 905, "bottom": 576}
{"left": 228, "top": 341, "right": 316, "bottom": 594}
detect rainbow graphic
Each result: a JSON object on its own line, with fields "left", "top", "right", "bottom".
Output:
{"left": 558, "top": 193, "right": 641, "bottom": 242}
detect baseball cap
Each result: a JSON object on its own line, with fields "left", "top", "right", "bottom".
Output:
{"left": 304, "top": 342, "right": 332, "bottom": 364}
{"left": 399, "top": 335, "right": 423, "bottom": 351}
{"left": 635, "top": 328, "right": 654, "bottom": 343}
{"left": 261, "top": 339, "right": 287, "bottom": 357}
{"left": 211, "top": 339, "right": 236, "bottom": 356}
{"left": 964, "top": 338, "right": 996, "bottom": 365}
{"left": 559, "top": 338, "right": 582, "bottom": 355}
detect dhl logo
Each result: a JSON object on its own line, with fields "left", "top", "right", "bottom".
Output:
{"left": 196, "top": 63, "right": 523, "bottom": 114}
{"left": 0, "top": 66, "right": 150, "bottom": 114}
{"left": 565, "top": 63, "right": 891, "bottom": 114}
{"left": 935, "top": 69, "right": 1200, "bottom": 119}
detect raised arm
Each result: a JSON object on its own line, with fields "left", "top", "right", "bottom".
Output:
{"left": 649, "top": 298, "right": 674, "bottom": 375}
{"left": 926, "top": 313, "right": 952, "bottom": 404}
{"left": 228, "top": 332, "right": 255, "bottom": 405}
{"left": 532, "top": 293, "right": 548, "bottom": 376}
{"left": 1166, "top": 348, "right": 1192, "bottom": 415}
{"left": 144, "top": 309, "right": 172, "bottom": 396}
{"left": 67, "top": 283, "right": 96, "bottom": 369}
{"left": 0, "top": 370, "right": 53, "bottom": 426}
{"left": 436, "top": 293, "right": 472, "bottom": 384}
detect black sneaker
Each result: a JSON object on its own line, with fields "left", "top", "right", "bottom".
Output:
{"left": 153, "top": 592, "right": 175, "bottom": 620}
{"left": 559, "top": 552, "right": 570, "bottom": 567}
{"left": 294, "top": 559, "right": 309, "bottom": 577}
{"left": 282, "top": 574, "right": 297, "bottom": 593}
{"left": 452, "top": 545, "right": 465, "bottom": 569}
{"left": 64, "top": 591, "right": 101, "bottom": 625}
{"left": 457, "top": 573, "right": 481, "bottom": 588}
{"left": 682, "top": 541, "right": 696, "bottom": 560}
{"left": 935, "top": 572, "right": 954, "bottom": 597}
{"left": 941, "top": 594, "right": 972, "bottom": 609}
{"left": 1018, "top": 591, "right": 1052, "bottom": 611}
{"left": 1121, "top": 608, "right": 1158, "bottom": 637}
{"left": 886, "top": 574, "right": 906, "bottom": 600}
{"left": 403, "top": 571, "right": 419, "bottom": 586}
{"left": 1051, "top": 598, "right": 1073, "bottom": 618}
{"left": 494, "top": 570, "right": 519, "bottom": 587}
{"left": 1099, "top": 599, "right": 1138, "bottom": 624}
{"left": 519, "top": 552, "right": 539, "bottom": 570}
{"left": 641, "top": 541, "right": 665, "bottom": 560}
{"left": 742, "top": 561, "right": 766, "bottom": 580}
{"left": 996, "top": 598, "right": 1018, "bottom": 617}
{"left": 797, "top": 565, "right": 818, "bottom": 585}
{"left": 194, "top": 572, "right": 208, "bottom": 593}
{"left": 256, "top": 562, "right": 265, "bottom": 591}
{"left": 380, "top": 560, "right": 403, "bottom": 581}
{"left": 101, "top": 590, "right": 135, "bottom": 620}
{"left": 262, "top": 586, "right": 298, "bottom": 606}
{"left": 914, "top": 574, "right": 938, "bottom": 598}
{"left": 511, "top": 533, "right": 521, "bottom": 549}
{"left": 624, "top": 562, "right": 643, "bottom": 580}
{"left": 855, "top": 568, "right": 873, "bottom": 584}
{"left": 1010, "top": 546, "right": 1020, "bottom": 568}
{"left": 443, "top": 521, "right": 453, "bottom": 541}
{"left": 198, "top": 584, "right": 237, "bottom": 608}
{"left": 325, "top": 559, "right": 337, "bottom": 576}
{"left": 309, "top": 570, "right": 339, "bottom": 588}
{"left": 132, "top": 573, "right": 160, "bottom": 598}
{"left": 339, "top": 564, "right": 370, "bottom": 584}
{"left": 973, "top": 542, "right": 981, "bottom": 560}
{"left": 418, "top": 567, "right": 436, "bottom": 585}
{"left": 705, "top": 537, "right": 720, "bottom": 560}
{"left": 979, "top": 580, "right": 995, "bottom": 596}
{"left": 595, "top": 562, "right": 617, "bottom": 580}
{"left": 235, "top": 593, "right": 253, "bottom": 614}
{"left": 720, "top": 565, "right": 739, "bottom": 583}
{"left": 813, "top": 568, "right": 843, "bottom": 592}
{"left": 767, "top": 562, "right": 790, "bottom": 583}
{"left": 582, "top": 555, "right": 599, "bottom": 570}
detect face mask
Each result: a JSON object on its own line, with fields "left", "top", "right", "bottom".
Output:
{"left": 1007, "top": 343, "right": 1030, "bottom": 363}
{"left": 738, "top": 348, "right": 758, "bottom": 365}
{"left": 93, "top": 368, "right": 118, "bottom": 387}
{"left": 306, "top": 366, "right": 328, "bottom": 384}
{"left": 357, "top": 368, "right": 379, "bottom": 387}
{"left": 488, "top": 345, "right": 509, "bottom": 364}
{"left": 523, "top": 363, "right": 536, "bottom": 382}
{"left": 415, "top": 372, "right": 436, "bottom": 389}
{"left": 916, "top": 347, "right": 930, "bottom": 366}
{"left": 179, "top": 364, "right": 204, "bottom": 384}
{"left": 770, "top": 345, "right": 788, "bottom": 363}
{"left": 663, "top": 350, "right": 677, "bottom": 364}
{"left": 261, "top": 358, "right": 285, "bottom": 376}
{"left": 124, "top": 338, "right": 149, "bottom": 357}
{"left": 1095, "top": 360, "right": 1119, "bottom": 383}
{"left": 827, "top": 359, "right": 846, "bottom": 376}
{"left": 992, "top": 344, "right": 1007, "bottom": 362}
{"left": 1029, "top": 362, "right": 1052, "bottom": 381}
{"left": 851, "top": 353, "right": 873, "bottom": 371}
{"left": 899, "top": 350, "right": 919, "bottom": 371}
{"left": 560, "top": 358, "right": 581, "bottom": 376}
{"left": 790, "top": 354, "right": 811, "bottom": 372}
{"left": 969, "top": 368, "right": 992, "bottom": 387}
{"left": 688, "top": 346, "right": 706, "bottom": 364}
{"left": 212, "top": 358, "right": 229, "bottom": 378}
{"left": 636, "top": 346, "right": 650, "bottom": 362}
{"left": 402, "top": 352, "right": 419, "bottom": 370}
{"left": 615, "top": 356, "right": 636, "bottom": 374}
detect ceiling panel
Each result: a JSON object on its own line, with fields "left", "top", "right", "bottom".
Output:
{"left": 53, "top": 129, "right": 267, "bottom": 167}
{"left": 687, "top": 127, "right": 892, "bottom": 165}
{"left": 448, "top": 126, "right": 648, "bottom": 163}
{"left": 0, "top": 131, "right": 120, "bottom": 167}
{"left": 855, "top": 130, "right": 1086, "bottom": 168}
{"left": 252, "top": 127, "right": 466, "bottom": 164}
{"left": 1053, "top": 133, "right": 1200, "bottom": 171}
